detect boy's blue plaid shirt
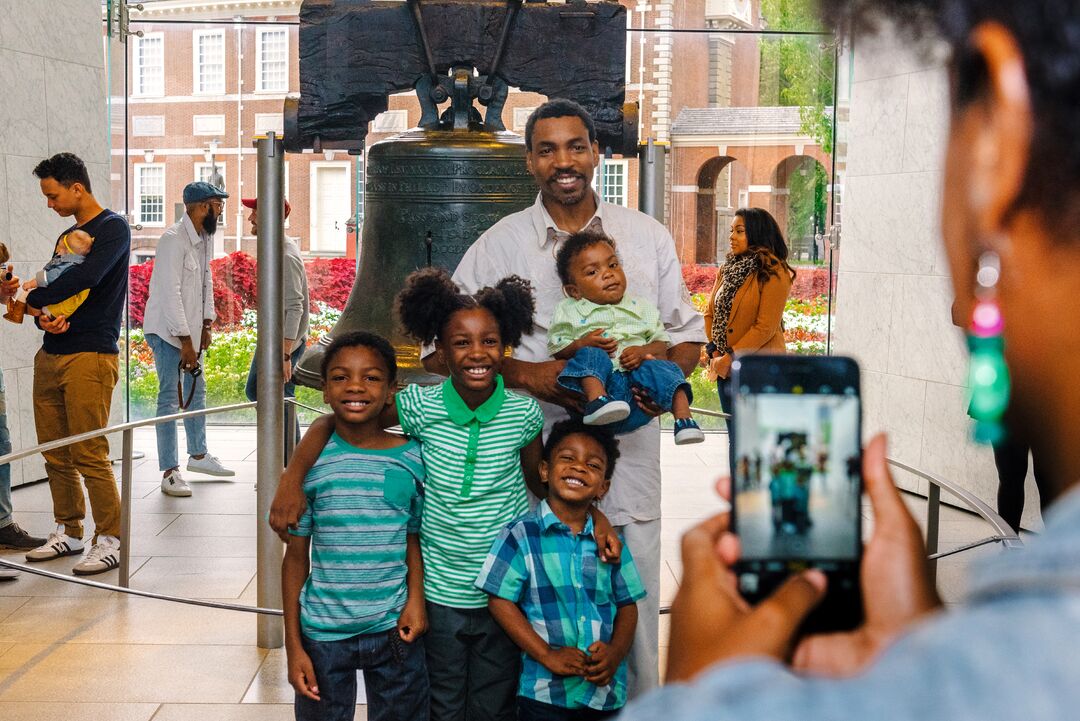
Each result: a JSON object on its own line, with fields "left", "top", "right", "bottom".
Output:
{"left": 475, "top": 500, "right": 646, "bottom": 711}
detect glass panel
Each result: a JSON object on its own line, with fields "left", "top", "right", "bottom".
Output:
{"left": 109, "top": 6, "right": 845, "bottom": 435}
{"left": 628, "top": 12, "right": 837, "bottom": 428}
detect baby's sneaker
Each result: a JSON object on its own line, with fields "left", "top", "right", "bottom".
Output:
{"left": 673, "top": 418, "right": 705, "bottom": 445}
{"left": 582, "top": 396, "right": 631, "bottom": 426}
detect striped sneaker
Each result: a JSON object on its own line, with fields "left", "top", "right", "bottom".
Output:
{"left": 25, "top": 525, "right": 84, "bottom": 562}
{"left": 72, "top": 536, "right": 120, "bottom": 576}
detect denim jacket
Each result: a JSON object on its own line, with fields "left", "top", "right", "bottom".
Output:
{"left": 36, "top": 253, "right": 85, "bottom": 287}
{"left": 620, "top": 486, "right": 1080, "bottom": 721}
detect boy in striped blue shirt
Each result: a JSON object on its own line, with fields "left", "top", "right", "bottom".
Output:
{"left": 281, "top": 332, "right": 428, "bottom": 721}
{"left": 477, "top": 420, "right": 646, "bottom": 720}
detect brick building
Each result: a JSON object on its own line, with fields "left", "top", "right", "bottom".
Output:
{"left": 113, "top": 0, "right": 835, "bottom": 267}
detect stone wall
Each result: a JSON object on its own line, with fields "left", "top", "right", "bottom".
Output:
{"left": 832, "top": 30, "right": 1041, "bottom": 529}
{"left": 1, "top": 1, "right": 115, "bottom": 487}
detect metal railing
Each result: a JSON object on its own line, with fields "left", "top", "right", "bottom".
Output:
{"left": 0, "top": 402, "right": 1021, "bottom": 615}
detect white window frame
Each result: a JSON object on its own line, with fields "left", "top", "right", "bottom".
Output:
{"left": 194, "top": 163, "right": 227, "bottom": 226}
{"left": 132, "top": 32, "right": 165, "bottom": 98}
{"left": 592, "top": 160, "right": 629, "bottom": 207}
{"left": 193, "top": 30, "right": 226, "bottom": 95}
{"left": 134, "top": 163, "right": 166, "bottom": 227}
{"left": 512, "top": 107, "right": 536, "bottom": 133}
{"left": 255, "top": 28, "right": 289, "bottom": 93}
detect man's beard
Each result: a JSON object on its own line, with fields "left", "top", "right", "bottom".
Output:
{"left": 203, "top": 209, "right": 218, "bottom": 235}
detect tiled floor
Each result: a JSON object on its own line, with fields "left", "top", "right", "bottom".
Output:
{"left": 0, "top": 426, "right": 1011, "bottom": 720}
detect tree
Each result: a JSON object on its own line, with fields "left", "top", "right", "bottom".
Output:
{"left": 758, "top": 0, "right": 835, "bottom": 253}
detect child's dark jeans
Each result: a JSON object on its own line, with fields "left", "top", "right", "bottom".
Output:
{"left": 557, "top": 345, "right": 692, "bottom": 433}
{"left": 517, "top": 696, "right": 620, "bottom": 720}
{"left": 295, "top": 628, "right": 429, "bottom": 721}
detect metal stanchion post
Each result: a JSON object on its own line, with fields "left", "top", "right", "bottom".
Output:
{"left": 119, "top": 428, "right": 133, "bottom": 588}
{"left": 637, "top": 138, "right": 667, "bottom": 224}
{"left": 256, "top": 132, "right": 286, "bottom": 648}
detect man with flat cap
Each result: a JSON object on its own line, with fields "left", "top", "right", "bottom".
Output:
{"left": 144, "top": 181, "right": 235, "bottom": 497}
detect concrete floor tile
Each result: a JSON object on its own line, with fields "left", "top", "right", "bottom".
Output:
{"left": 0, "top": 556, "right": 150, "bottom": 598}
{"left": 128, "top": 556, "right": 255, "bottom": 599}
{"left": 158, "top": 514, "right": 257, "bottom": 538}
{"left": 0, "top": 596, "right": 30, "bottom": 623}
{"left": 129, "top": 534, "right": 257, "bottom": 558}
{"left": 0, "top": 643, "right": 266, "bottom": 703}
{"left": 0, "top": 701, "right": 159, "bottom": 721}
{"left": 154, "top": 704, "right": 314, "bottom": 721}
{"left": 0, "top": 595, "right": 260, "bottom": 646}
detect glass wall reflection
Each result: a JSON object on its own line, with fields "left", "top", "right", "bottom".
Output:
{"left": 107, "top": 1, "right": 845, "bottom": 430}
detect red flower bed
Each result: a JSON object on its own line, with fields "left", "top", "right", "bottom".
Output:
{"left": 128, "top": 251, "right": 358, "bottom": 329}
{"left": 305, "top": 257, "right": 357, "bottom": 310}
{"left": 681, "top": 263, "right": 829, "bottom": 301}
{"left": 128, "top": 259, "right": 153, "bottom": 327}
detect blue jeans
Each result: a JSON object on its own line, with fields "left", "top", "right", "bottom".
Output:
{"left": 557, "top": 346, "right": 692, "bottom": 434}
{"left": 517, "top": 696, "right": 619, "bottom": 721}
{"left": 296, "top": 629, "right": 429, "bottom": 721}
{"left": 0, "top": 368, "right": 12, "bottom": 528}
{"left": 244, "top": 343, "right": 304, "bottom": 449}
{"left": 147, "top": 333, "right": 207, "bottom": 472}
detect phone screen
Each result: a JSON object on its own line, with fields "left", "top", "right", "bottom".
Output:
{"left": 731, "top": 355, "right": 863, "bottom": 631}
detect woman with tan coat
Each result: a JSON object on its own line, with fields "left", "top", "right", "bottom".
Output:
{"left": 702, "top": 207, "right": 795, "bottom": 416}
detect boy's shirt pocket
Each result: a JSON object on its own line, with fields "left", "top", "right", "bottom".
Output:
{"left": 383, "top": 468, "right": 417, "bottom": 509}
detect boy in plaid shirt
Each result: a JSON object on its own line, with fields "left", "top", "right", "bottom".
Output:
{"left": 476, "top": 420, "right": 645, "bottom": 720}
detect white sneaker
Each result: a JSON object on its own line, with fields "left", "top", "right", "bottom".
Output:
{"left": 0, "top": 566, "right": 18, "bottom": 581}
{"left": 25, "top": 525, "right": 85, "bottom": 562}
{"left": 186, "top": 453, "right": 235, "bottom": 477}
{"left": 161, "top": 469, "right": 192, "bottom": 497}
{"left": 72, "top": 536, "right": 120, "bottom": 576}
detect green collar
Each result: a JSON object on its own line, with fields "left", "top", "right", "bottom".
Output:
{"left": 442, "top": 375, "right": 506, "bottom": 426}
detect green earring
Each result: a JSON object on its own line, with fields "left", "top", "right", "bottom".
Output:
{"left": 966, "top": 251, "right": 1010, "bottom": 444}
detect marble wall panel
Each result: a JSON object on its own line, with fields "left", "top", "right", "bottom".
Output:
{"left": 0, "top": 159, "right": 6, "bottom": 267}
{"left": 919, "top": 379, "right": 998, "bottom": 503}
{"left": 5, "top": 155, "right": 66, "bottom": 266}
{"left": 886, "top": 274, "right": 967, "bottom": 386}
{"left": 45, "top": 60, "right": 108, "bottom": 164}
{"left": 831, "top": 271, "right": 897, "bottom": 374}
{"left": 852, "top": 26, "right": 945, "bottom": 83}
{"left": 0, "top": 0, "right": 103, "bottom": 68}
{"left": 843, "top": 172, "right": 942, "bottom": 276}
{"left": 881, "top": 373, "right": 927, "bottom": 469}
{"left": 902, "top": 68, "right": 950, "bottom": 174}
{"left": 845, "top": 73, "right": 908, "bottom": 178}
{"left": 860, "top": 369, "right": 886, "bottom": 442}
{"left": 0, "top": 49, "right": 49, "bottom": 158}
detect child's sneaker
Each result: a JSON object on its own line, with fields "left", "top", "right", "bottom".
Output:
{"left": 25, "top": 525, "right": 84, "bottom": 561}
{"left": 673, "top": 418, "right": 705, "bottom": 445}
{"left": 582, "top": 395, "right": 631, "bottom": 426}
{"left": 73, "top": 535, "right": 120, "bottom": 576}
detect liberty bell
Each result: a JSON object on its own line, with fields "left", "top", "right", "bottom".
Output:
{"left": 285, "top": 0, "right": 637, "bottom": 386}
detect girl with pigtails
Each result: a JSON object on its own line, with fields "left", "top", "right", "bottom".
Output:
{"left": 274, "top": 268, "right": 620, "bottom": 720}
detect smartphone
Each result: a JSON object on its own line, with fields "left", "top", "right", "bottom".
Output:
{"left": 730, "top": 354, "right": 863, "bottom": 634}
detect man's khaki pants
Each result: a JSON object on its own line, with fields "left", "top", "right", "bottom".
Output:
{"left": 33, "top": 350, "right": 121, "bottom": 540}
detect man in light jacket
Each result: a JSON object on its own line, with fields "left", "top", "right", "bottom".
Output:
{"left": 241, "top": 196, "right": 309, "bottom": 451}
{"left": 143, "top": 181, "right": 235, "bottom": 497}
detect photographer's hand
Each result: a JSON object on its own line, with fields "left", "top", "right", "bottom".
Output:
{"left": 792, "top": 435, "right": 941, "bottom": 677}
{"left": 1, "top": 266, "right": 19, "bottom": 302}
{"left": 665, "top": 493, "right": 826, "bottom": 683}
